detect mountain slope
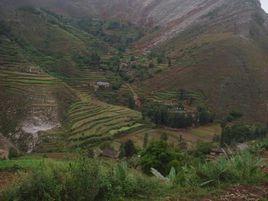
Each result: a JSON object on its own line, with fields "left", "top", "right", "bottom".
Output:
{"left": 0, "top": 0, "right": 267, "bottom": 152}
{"left": 136, "top": 0, "right": 268, "bottom": 122}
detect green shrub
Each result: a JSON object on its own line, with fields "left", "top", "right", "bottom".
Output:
{"left": 173, "top": 151, "right": 266, "bottom": 187}
{"left": 8, "top": 148, "right": 20, "bottom": 159}
{"left": 142, "top": 102, "right": 194, "bottom": 128}
{"left": 197, "top": 151, "right": 265, "bottom": 185}
{"left": 0, "top": 20, "right": 11, "bottom": 35}
{"left": 140, "top": 141, "right": 183, "bottom": 175}
{"left": 64, "top": 158, "right": 100, "bottom": 201}
{"left": 225, "top": 110, "right": 243, "bottom": 122}
{"left": 221, "top": 123, "right": 267, "bottom": 145}
{"left": 98, "top": 162, "right": 162, "bottom": 200}
{"left": 249, "top": 138, "right": 268, "bottom": 154}
{"left": 193, "top": 142, "right": 214, "bottom": 158}
{"left": 3, "top": 164, "right": 64, "bottom": 201}
{"left": 119, "top": 140, "right": 136, "bottom": 158}
{"left": 197, "top": 107, "right": 214, "bottom": 125}
{"left": 2, "top": 158, "right": 163, "bottom": 201}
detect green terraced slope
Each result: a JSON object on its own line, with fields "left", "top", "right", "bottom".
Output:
{"left": 67, "top": 98, "right": 146, "bottom": 147}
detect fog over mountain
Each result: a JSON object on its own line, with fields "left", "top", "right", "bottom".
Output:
{"left": 260, "top": 0, "right": 268, "bottom": 12}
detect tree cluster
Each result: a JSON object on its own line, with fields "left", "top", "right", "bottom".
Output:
{"left": 142, "top": 102, "right": 214, "bottom": 129}
{"left": 140, "top": 141, "right": 183, "bottom": 175}
{"left": 221, "top": 123, "right": 267, "bottom": 145}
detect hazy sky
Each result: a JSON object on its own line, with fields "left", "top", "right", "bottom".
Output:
{"left": 260, "top": 0, "right": 268, "bottom": 13}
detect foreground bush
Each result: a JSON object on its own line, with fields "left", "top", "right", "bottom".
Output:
{"left": 221, "top": 123, "right": 267, "bottom": 145}
{"left": 141, "top": 141, "right": 267, "bottom": 188}
{"left": 175, "top": 151, "right": 267, "bottom": 187}
{"left": 140, "top": 141, "right": 184, "bottom": 175}
{"left": 2, "top": 158, "right": 163, "bottom": 201}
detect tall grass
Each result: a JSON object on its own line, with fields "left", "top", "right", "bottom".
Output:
{"left": 1, "top": 149, "right": 267, "bottom": 200}
{"left": 174, "top": 151, "right": 266, "bottom": 187}
{"left": 1, "top": 158, "right": 164, "bottom": 201}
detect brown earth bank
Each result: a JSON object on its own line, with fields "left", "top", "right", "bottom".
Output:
{"left": 0, "top": 171, "right": 18, "bottom": 192}
{"left": 164, "top": 184, "right": 268, "bottom": 201}
{"left": 203, "top": 183, "right": 268, "bottom": 201}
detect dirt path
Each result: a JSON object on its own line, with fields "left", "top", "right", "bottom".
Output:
{"left": 126, "top": 84, "right": 141, "bottom": 108}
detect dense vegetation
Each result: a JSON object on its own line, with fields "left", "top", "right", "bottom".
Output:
{"left": 71, "top": 18, "right": 144, "bottom": 52}
{"left": 141, "top": 101, "right": 214, "bottom": 129}
{"left": 221, "top": 123, "right": 267, "bottom": 145}
{"left": 1, "top": 158, "right": 163, "bottom": 201}
{"left": 139, "top": 139, "right": 268, "bottom": 188}
{"left": 1, "top": 138, "right": 267, "bottom": 200}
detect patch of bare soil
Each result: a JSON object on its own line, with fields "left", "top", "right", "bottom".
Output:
{"left": 203, "top": 184, "right": 268, "bottom": 201}
{"left": 0, "top": 171, "right": 18, "bottom": 192}
{"left": 218, "top": 184, "right": 268, "bottom": 201}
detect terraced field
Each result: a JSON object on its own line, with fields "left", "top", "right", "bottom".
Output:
{"left": 150, "top": 90, "right": 206, "bottom": 104}
{"left": 64, "top": 69, "right": 118, "bottom": 94}
{"left": 120, "top": 83, "right": 207, "bottom": 106}
{"left": 0, "top": 66, "right": 219, "bottom": 151}
{"left": 67, "top": 98, "right": 147, "bottom": 147}
{"left": 0, "top": 69, "right": 63, "bottom": 107}
{"left": 0, "top": 34, "right": 216, "bottom": 151}
{"left": 117, "top": 124, "right": 221, "bottom": 149}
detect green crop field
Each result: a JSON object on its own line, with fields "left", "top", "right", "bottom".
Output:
{"left": 67, "top": 97, "right": 147, "bottom": 147}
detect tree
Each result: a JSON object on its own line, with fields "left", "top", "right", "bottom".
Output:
{"left": 226, "top": 110, "right": 243, "bottom": 122}
{"left": 128, "top": 95, "right": 135, "bottom": 109}
{"left": 157, "top": 56, "right": 163, "bottom": 64}
{"left": 197, "top": 107, "right": 214, "bottom": 125}
{"left": 168, "top": 57, "right": 172, "bottom": 67}
{"left": 140, "top": 141, "right": 179, "bottom": 175}
{"left": 221, "top": 123, "right": 267, "bottom": 146}
{"left": 143, "top": 133, "right": 149, "bottom": 148}
{"left": 0, "top": 20, "right": 11, "bottom": 36}
{"left": 141, "top": 101, "right": 194, "bottom": 129}
{"left": 178, "top": 89, "right": 187, "bottom": 101}
{"left": 89, "top": 52, "right": 101, "bottom": 66}
{"left": 119, "top": 140, "right": 136, "bottom": 158}
{"left": 193, "top": 142, "right": 214, "bottom": 158}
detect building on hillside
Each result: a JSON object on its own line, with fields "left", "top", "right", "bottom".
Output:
{"left": 92, "top": 81, "right": 111, "bottom": 91}
{"left": 96, "top": 81, "right": 110, "bottom": 88}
